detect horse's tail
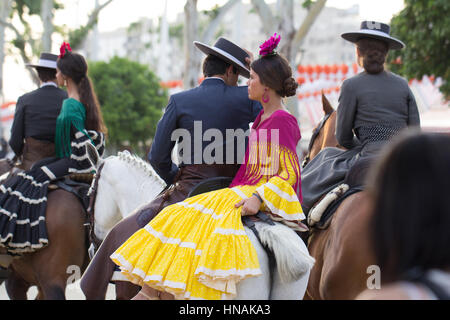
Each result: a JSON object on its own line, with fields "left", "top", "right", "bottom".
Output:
{"left": 255, "top": 222, "right": 315, "bottom": 283}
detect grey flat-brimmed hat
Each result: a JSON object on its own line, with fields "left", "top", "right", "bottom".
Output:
{"left": 26, "top": 52, "right": 58, "bottom": 69}
{"left": 194, "top": 37, "right": 250, "bottom": 78}
{"left": 341, "top": 21, "right": 405, "bottom": 50}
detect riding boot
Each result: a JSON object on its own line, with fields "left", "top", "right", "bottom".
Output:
{"left": 79, "top": 212, "right": 141, "bottom": 300}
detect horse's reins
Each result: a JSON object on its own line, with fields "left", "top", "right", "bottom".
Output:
{"left": 302, "top": 112, "right": 332, "bottom": 168}
{"left": 86, "top": 162, "right": 106, "bottom": 252}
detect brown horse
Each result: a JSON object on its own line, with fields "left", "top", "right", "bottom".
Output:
{"left": 0, "top": 170, "right": 90, "bottom": 299}
{"left": 302, "top": 94, "right": 341, "bottom": 164}
{"left": 303, "top": 95, "right": 376, "bottom": 300}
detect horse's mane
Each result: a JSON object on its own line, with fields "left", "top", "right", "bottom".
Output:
{"left": 117, "top": 150, "right": 166, "bottom": 187}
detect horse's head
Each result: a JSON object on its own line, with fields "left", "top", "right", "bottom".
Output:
{"left": 88, "top": 151, "right": 167, "bottom": 250}
{"left": 302, "top": 93, "right": 339, "bottom": 168}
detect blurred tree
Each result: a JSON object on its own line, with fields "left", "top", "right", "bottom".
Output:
{"left": 250, "top": 0, "right": 327, "bottom": 119}
{"left": 387, "top": 0, "right": 450, "bottom": 99}
{"left": 68, "top": 0, "right": 114, "bottom": 50}
{"left": 250, "top": 0, "right": 326, "bottom": 69}
{"left": 0, "top": 0, "right": 12, "bottom": 102}
{"left": 183, "top": 0, "right": 240, "bottom": 89}
{"left": 0, "top": 0, "right": 114, "bottom": 85}
{"left": 89, "top": 56, "right": 168, "bottom": 155}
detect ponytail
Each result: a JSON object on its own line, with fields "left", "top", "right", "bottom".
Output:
{"left": 58, "top": 51, "right": 107, "bottom": 135}
{"left": 78, "top": 75, "right": 107, "bottom": 134}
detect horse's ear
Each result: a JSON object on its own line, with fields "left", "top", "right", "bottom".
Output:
{"left": 321, "top": 91, "right": 334, "bottom": 115}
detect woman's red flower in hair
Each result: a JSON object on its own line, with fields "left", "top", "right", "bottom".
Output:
{"left": 59, "top": 42, "right": 72, "bottom": 58}
{"left": 259, "top": 33, "right": 281, "bottom": 57}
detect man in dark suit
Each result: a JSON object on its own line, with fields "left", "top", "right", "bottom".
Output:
{"left": 9, "top": 53, "right": 68, "bottom": 170}
{"left": 80, "top": 38, "right": 262, "bottom": 299}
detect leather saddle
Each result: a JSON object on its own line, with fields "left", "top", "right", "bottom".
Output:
{"left": 48, "top": 175, "right": 93, "bottom": 213}
{"left": 307, "top": 157, "right": 373, "bottom": 230}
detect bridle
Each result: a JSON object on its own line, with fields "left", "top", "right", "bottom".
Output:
{"left": 301, "top": 112, "right": 333, "bottom": 168}
{"left": 86, "top": 162, "right": 106, "bottom": 253}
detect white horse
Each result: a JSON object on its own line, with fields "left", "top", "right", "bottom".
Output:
{"left": 90, "top": 151, "right": 166, "bottom": 242}
{"left": 91, "top": 151, "right": 315, "bottom": 299}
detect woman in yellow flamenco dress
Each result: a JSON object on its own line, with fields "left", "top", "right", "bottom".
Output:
{"left": 110, "top": 34, "right": 308, "bottom": 300}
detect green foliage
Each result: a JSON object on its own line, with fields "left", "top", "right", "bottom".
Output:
{"left": 88, "top": 57, "right": 168, "bottom": 154}
{"left": 13, "top": 0, "right": 41, "bottom": 16}
{"left": 12, "top": 0, "right": 63, "bottom": 18}
{"left": 68, "top": 25, "right": 92, "bottom": 50}
{"left": 202, "top": 5, "right": 220, "bottom": 19}
{"left": 302, "top": 0, "right": 314, "bottom": 9}
{"left": 387, "top": 0, "right": 450, "bottom": 99}
{"left": 169, "top": 23, "right": 183, "bottom": 41}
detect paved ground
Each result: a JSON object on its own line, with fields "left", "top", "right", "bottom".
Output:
{"left": 0, "top": 280, "right": 117, "bottom": 300}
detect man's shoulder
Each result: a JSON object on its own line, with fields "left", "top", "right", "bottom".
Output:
{"left": 170, "top": 86, "right": 200, "bottom": 100}
{"left": 43, "top": 86, "right": 68, "bottom": 97}
{"left": 20, "top": 86, "right": 67, "bottom": 100}
{"left": 171, "top": 84, "right": 249, "bottom": 101}
{"left": 229, "top": 84, "right": 250, "bottom": 94}
{"left": 18, "top": 88, "right": 41, "bottom": 101}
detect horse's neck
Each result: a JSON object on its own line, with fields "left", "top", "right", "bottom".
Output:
{"left": 94, "top": 155, "right": 165, "bottom": 239}
{"left": 321, "top": 112, "right": 338, "bottom": 149}
{"left": 113, "top": 158, "right": 165, "bottom": 216}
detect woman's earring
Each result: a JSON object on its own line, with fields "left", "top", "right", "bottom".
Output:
{"left": 262, "top": 88, "right": 270, "bottom": 103}
{"left": 63, "top": 78, "right": 67, "bottom": 87}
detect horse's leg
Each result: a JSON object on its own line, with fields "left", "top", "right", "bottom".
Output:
{"left": 5, "top": 268, "right": 30, "bottom": 300}
{"left": 319, "top": 192, "right": 375, "bottom": 300}
{"left": 33, "top": 190, "right": 87, "bottom": 300}
{"left": 234, "top": 227, "right": 270, "bottom": 300}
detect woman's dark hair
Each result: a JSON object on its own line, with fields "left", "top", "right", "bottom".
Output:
{"left": 36, "top": 67, "right": 56, "bottom": 83}
{"left": 366, "top": 130, "right": 450, "bottom": 283}
{"left": 57, "top": 52, "right": 107, "bottom": 134}
{"left": 202, "top": 54, "right": 237, "bottom": 77}
{"left": 356, "top": 38, "right": 389, "bottom": 74}
{"left": 250, "top": 53, "right": 298, "bottom": 97}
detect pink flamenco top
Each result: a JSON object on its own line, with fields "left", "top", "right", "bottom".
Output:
{"left": 229, "top": 109, "right": 304, "bottom": 231}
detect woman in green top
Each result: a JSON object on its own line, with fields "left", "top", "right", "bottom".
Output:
{"left": 0, "top": 43, "right": 107, "bottom": 255}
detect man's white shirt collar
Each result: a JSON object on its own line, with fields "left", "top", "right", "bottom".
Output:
{"left": 40, "top": 82, "right": 58, "bottom": 88}
{"left": 205, "top": 77, "right": 225, "bottom": 82}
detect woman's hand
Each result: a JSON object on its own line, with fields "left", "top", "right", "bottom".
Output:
{"left": 235, "top": 195, "right": 262, "bottom": 216}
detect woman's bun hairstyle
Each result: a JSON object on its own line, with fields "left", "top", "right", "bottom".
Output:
{"left": 282, "top": 77, "right": 299, "bottom": 97}
{"left": 251, "top": 53, "right": 298, "bottom": 97}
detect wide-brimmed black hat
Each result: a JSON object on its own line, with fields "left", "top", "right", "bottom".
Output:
{"left": 341, "top": 21, "right": 405, "bottom": 50}
{"left": 26, "top": 52, "right": 58, "bottom": 69}
{"left": 194, "top": 37, "right": 250, "bottom": 78}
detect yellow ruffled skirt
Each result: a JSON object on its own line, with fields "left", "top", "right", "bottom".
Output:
{"left": 110, "top": 177, "right": 304, "bottom": 300}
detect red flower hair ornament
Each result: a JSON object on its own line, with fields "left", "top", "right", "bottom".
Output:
{"left": 59, "top": 42, "right": 72, "bottom": 58}
{"left": 259, "top": 33, "right": 281, "bottom": 57}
